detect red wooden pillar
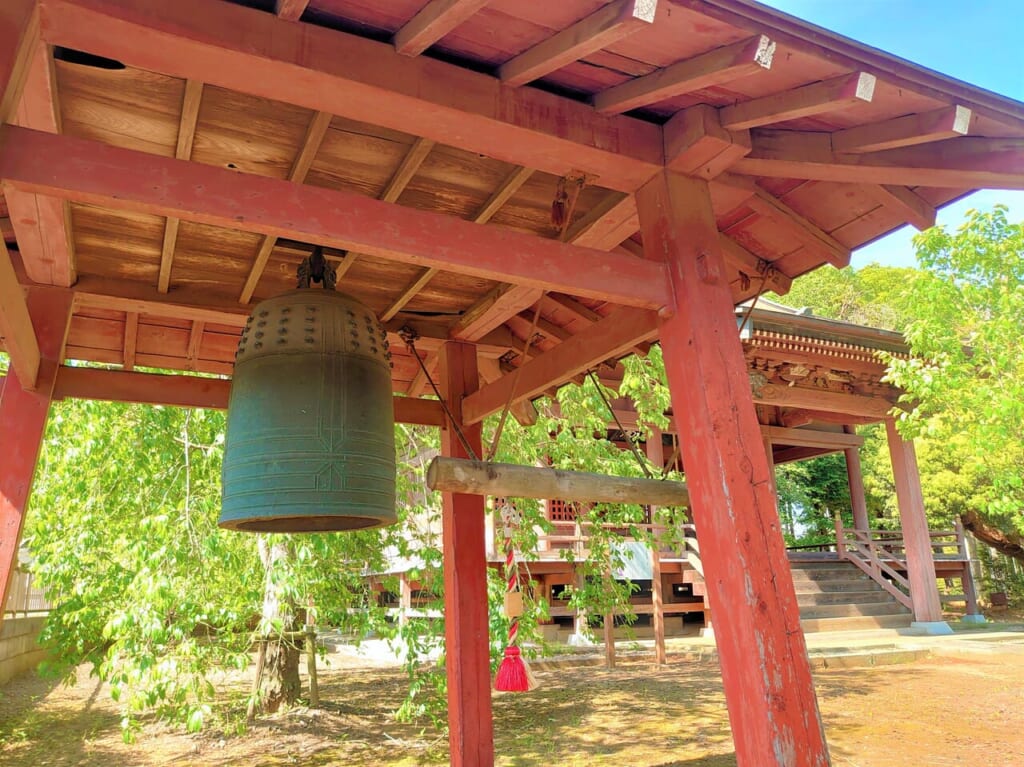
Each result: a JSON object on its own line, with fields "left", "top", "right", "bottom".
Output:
{"left": 437, "top": 341, "right": 494, "bottom": 767}
{"left": 884, "top": 418, "right": 947, "bottom": 628}
{"left": 636, "top": 171, "right": 830, "bottom": 767}
{"left": 0, "top": 0, "right": 38, "bottom": 122}
{"left": 0, "top": 287, "right": 72, "bottom": 623}
{"left": 843, "top": 425, "right": 870, "bottom": 531}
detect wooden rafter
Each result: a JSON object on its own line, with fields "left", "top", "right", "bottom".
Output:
{"left": 0, "top": 240, "right": 40, "bottom": 388}
{"left": 461, "top": 306, "right": 658, "bottom": 424}
{"left": 238, "top": 110, "right": 333, "bottom": 303}
{"left": 545, "top": 293, "right": 601, "bottom": 324}
{"left": 720, "top": 71, "right": 876, "bottom": 130}
{"left": 394, "top": 0, "right": 490, "bottom": 57}
{"left": 6, "top": 36, "right": 75, "bottom": 289}
{"left": 745, "top": 189, "right": 849, "bottom": 267}
{"left": 274, "top": 0, "right": 309, "bottom": 22}
{"left": 664, "top": 104, "right": 752, "bottom": 179}
{"left": 157, "top": 78, "right": 203, "bottom": 294}
{"left": 0, "top": 129, "right": 670, "bottom": 308}
{"left": 862, "top": 184, "right": 936, "bottom": 231}
{"left": 736, "top": 130, "right": 1024, "bottom": 188}
{"left": 0, "top": 0, "right": 38, "bottom": 123}
{"left": 473, "top": 165, "right": 534, "bottom": 224}
{"left": 381, "top": 268, "right": 438, "bottom": 322}
{"left": 594, "top": 35, "right": 775, "bottom": 115}
{"left": 500, "top": 0, "right": 657, "bottom": 87}
{"left": 38, "top": 0, "right": 662, "bottom": 193}
{"left": 450, "top": 284, "right": 543, "bottom": 342}
{"left": 832, "top": 105, "right": 972, "bottom": 154}
{"left": 718, "top": 234, "right": 792, "bottom": 295}
{"left": 51, "top": 366, "right": 447, "bottom": 426}
{"left": 186, "top": 320, "right": 204, "bottom": 369}
{"left": 563, "top": 192, "right": 637, "bottom": 249}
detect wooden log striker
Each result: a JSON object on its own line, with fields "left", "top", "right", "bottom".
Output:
{"left": 426, "top": 457, "right": 689, "bottom": 507}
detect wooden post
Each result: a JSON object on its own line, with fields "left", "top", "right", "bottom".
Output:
{"left": 646, "top": 426, "right": 667, "bottom": 665}
{"left": 603, "top": 608, "right": 616, "bottom": 668}
{"left": 398, "top": 571, "right": 412, "bottom": 628}
{"left": 437, "top": 341, "right": 494, "bottom": 767}
{"left": 0, "top": 0, "right": 38, "bottom": 123}
{"left": 843, "top": 425, "right": 870, "bottom": 531}
{"left": 955, "top": 520, "right": 981, "bottom": 618}
{"left": 884, "top": 418, "right": 945, "bottom": 626}
{"left": 304, "top": 630, "right": 319, "bottom": 708}
{"left": 0, "top": 288, "right": 72, "bottom": 629}
{"left": 636, "top": 170, "right": 830, "bottom": 767}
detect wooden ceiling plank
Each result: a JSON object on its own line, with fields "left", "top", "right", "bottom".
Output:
{"left": 832, "top": 105, "right": 972, "bottom": 154}
{"left": 718, "top": 234, "right": 792, "bottom": 294}
{"left": 720, "top": 71, "right": 876, "bottom": 130}
{"left": 275, "top": 0, "right": 309, "bottom": 22}
{"left": 473, "top": 166, "right": 534, "bottom": 224}
{"left": 51, "top": 366, "right": 447, "bottom": 425}
{"left": 450, "top": 284, "right": 544, "bottom": 342}
{"left": 500, "top": 0, "right": 657, "bottom": 87}
{"left": 7, "top": 37, "right": 75, "bottom": 288}
{"left": 123, "top": 310, "right": 138, "bottom": 371}
{"left": 394, "top": 0, "right": 491, "bottom": 57}
{"left": 746, "top": 189, "right": 850, "bottom": 267}
{"left": 39, "top": 0, "right": 662, "bottom": 193}
{"left": 381, "top": 267, "right": 439, "bottom": 322}
{"left": 736, "top": 130, "right": 1024, "bottom": 188}
{"left": 158, "top": 78, "right": 203, "bottom": 294}
{"left": 0, "top": 0, "right": 37, "bottom": 123}
{"left": 862, "top": 184, "right": 936, "bottom": 231}
{"left": 0, "top": 239, "right": 40, "bottom": 387}
{"left": 461, "top": 306, "right": 658, "bottom": 424}
{"left": 238, "top": 110, "right": 333, "bottom": 303}
{"left": 595, "top": 34, "right": 775, "bottom": 115}
{"left": 665, "top": 104, "right": 752, "bottom": 179}
{"left": 0, "top": 129, "right": 672, "bottom": 307}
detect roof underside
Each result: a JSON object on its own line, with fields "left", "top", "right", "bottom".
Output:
{"left": 2, "top": 0, "right": 1023, "bottom": 415}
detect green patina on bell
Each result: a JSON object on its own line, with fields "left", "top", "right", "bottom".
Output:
{"left": 220, "top": 252, "right": 397, "bottom": 532}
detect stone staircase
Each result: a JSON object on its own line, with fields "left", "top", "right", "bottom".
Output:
{"left": 790, "top": 560, "right": 913, "bottom": 633}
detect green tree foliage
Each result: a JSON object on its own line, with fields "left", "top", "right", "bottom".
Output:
{"left": 884, "top": 207, "right": 1024, "bottom": 559}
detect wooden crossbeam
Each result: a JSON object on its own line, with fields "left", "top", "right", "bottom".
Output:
{"left": 832, "top": 105, "right": 972, "bottom": 154}
{"left": 157, "top": 78, "right": 203, "bottom": 294}
{"left": 664, "top": 104, "right": 752, "bottom": 179}
{"left": 461, "top": 306, "right": 658, "bottom": 424}
{"left": 745, "top": 189, "right": 849, "bottom": 267}
{"left": 394, "top": 0, "right": 490, "bottom": 57}
{"left": 720, "top": 71, "right": 876, "bottom": 130}
{"left": 0, "top": 240, "right": 39, "bottom": 388}
{"left": 450, "top": 284, "right": 543, "bottom": 342}
{"left": 595, "top": 35, "right": 774, "bottom": 115}
{"left": 752, "top": 382, "right": 893, "bottom": 417}
{"left": 862, "top": 184, "right": 936, "bottom": 231}
{"left": 718, "top": 234, "right": 792, "bottom": 294}
{"left": 563, "top": 192, "right": 637, "bottom": 249}
{"left": 50, "top": 366, "right": 447, "bottom": 425}
{"left": 274, "top": 0, "right": 309, "bottom": 22}
{"left": 759, "top": 425, "right": 863, "bottom": 450}
{"left": 238, "top": 110, "right": 333, "bottom": 303}
{"left": 122, "top": 311, "right": 138, "bottom": 370}
{"left": 500, "top": 0, "right": 656, "bottom": 87}
{"left": 38, "top": 0, "right": 662, "bottom": 193}
{"left": 6, "top": 36, "right": 76, "bottom": 288}
{"left": 0, "top": 129, "right": 671, "bottom": 308}
{"left": 477, "top": 356, "right": 537, "bottom": 426}
{"left": 473, "top": 165, "right": 534, "bottom": 224}
{"left": 736, "top": 130, "right": 1024, "bottom": 189}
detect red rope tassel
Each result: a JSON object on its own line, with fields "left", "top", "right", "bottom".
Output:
{"left": 494, "top": 502, "right": 536, "bottom": 692}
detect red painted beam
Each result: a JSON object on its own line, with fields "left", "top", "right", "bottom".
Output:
{"left": 437, "top": 342, "right": 494, "bottom": 767}
{"left": 0, "top": 0, "right": 38, "bottom": 123}
{"left": 0, "top": 287, "right": 72, "bottom": 627}
{"left": 37, "top": 0, "right": 662, "bottom": 193}
{"left": 50, "top": 366, "right": 447, "bottom": 426}
{"left": 0, "top": 127, "right": 670, "bottom": 310}
{"left": 637, "top": 170, "right": 829, "bottom": 766}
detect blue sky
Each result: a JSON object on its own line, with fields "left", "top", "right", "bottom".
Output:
{"left": 759, "top": 0, "right": 1024, "bottom": 269}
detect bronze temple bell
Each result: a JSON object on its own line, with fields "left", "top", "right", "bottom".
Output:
{"left": 220, "top": 248, "right": 397, "bottom": 532}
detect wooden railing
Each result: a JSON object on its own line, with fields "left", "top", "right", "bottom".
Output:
{"left": 2, "top": 567, "right": 49, "bottom": 616}
{"left": 833, "top": 516, "right": 974, "bottom": 613}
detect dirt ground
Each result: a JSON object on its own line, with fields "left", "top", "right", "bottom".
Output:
{"left": 3, "top": 632, "right": 1024, "bottom": 767}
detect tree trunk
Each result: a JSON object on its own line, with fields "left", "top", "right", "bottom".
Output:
{"left": 256, "top": 537, "right": 301, "bottom": 714}
{"left": 961, "top": 510, "right": 1024, "bottom": 562}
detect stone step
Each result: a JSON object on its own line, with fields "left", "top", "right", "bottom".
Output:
{"left": 789, "top": 568, "right": 869, "bottom": 582}
{"left": 792, "top": 578, "right": 881, "bottom": 594}
{"left": 799, "top": 601, "right": 910, "bottom": 620}
{"left": 796, "top": 590, "right": 894, "bottom": 606}
{"left": 800, "top": 613, "right": 913, "bottom": 633}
